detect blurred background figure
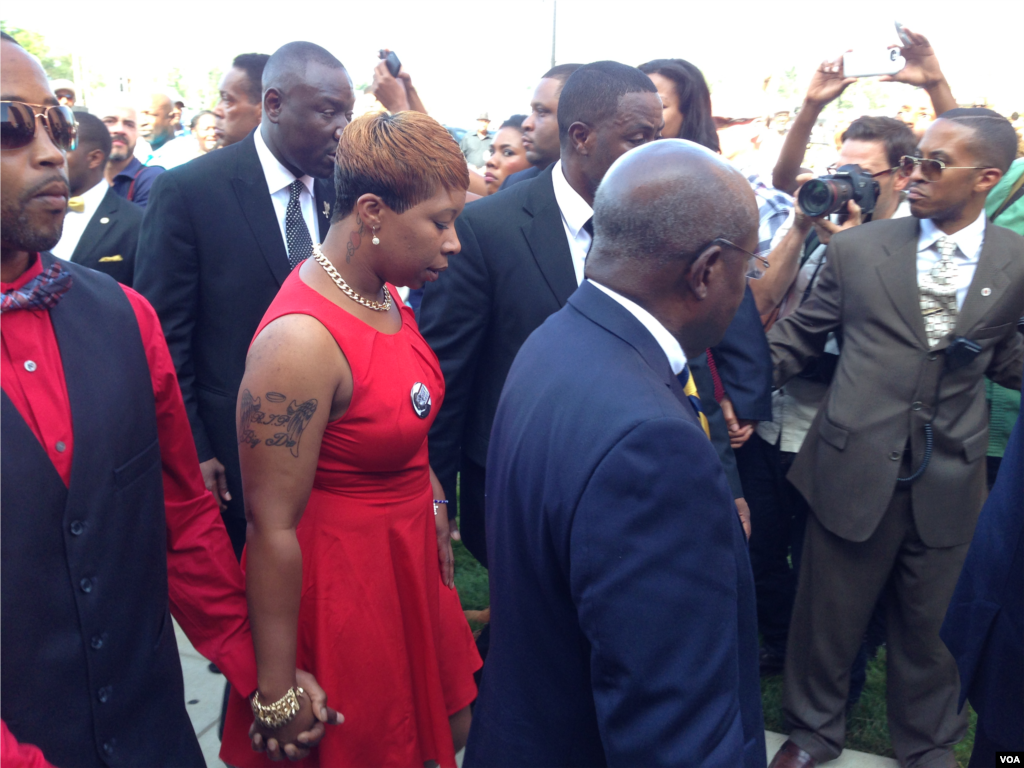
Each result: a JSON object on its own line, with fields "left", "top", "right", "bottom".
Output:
{"left": 483, "top": 115, "right": 529, "bottom": 194}
{"left": 49, "top": 77, "right": 76, "bottom": 108}
{"left": 139, "top": 92, "right": 194, "bottom": 169}
{"left": 190, "top": 110, "right": 219, "bottom": 155}
{"left": 99, "top": 102, "right": 164, "bottom": 209}
{"left": 638, "top": 58, "right": 720, "bottom": 151}
{"left": 460, "top": 112, "right": 493, "bottom": 171}
{"left": 214, "top": 52, "right": 268, "bottom": 148}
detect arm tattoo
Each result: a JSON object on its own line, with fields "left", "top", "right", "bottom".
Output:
{"left": 345, "top": 217, "right": 364, "bottom": 263}
{"left": 238, "top": 389, "right": 319, "bottom": 458}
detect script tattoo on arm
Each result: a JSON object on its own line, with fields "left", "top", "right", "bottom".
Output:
{"left": 238, "top": 389, "right": 319, "bottom": 458}
{"left": 345, "top": 216, "right": 364, "bottom": 263}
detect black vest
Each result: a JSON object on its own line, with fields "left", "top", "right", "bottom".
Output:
{"left": 1, "top": 254, "right": 202, "bottom": 766}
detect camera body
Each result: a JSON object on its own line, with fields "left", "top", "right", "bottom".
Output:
{"left": 798, "top": 164, "right": 880, "bottom": 218}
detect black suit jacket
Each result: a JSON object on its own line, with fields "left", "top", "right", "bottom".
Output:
{"left": 498, "top": 163, "right": 543, "bottom": 191}
{"left": 134, "top": 130, "right": 334, "bottom": 521}
{"left": 69, "top": 187, "right": 143, "bottom": 286}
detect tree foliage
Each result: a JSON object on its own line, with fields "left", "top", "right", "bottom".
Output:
{"left": 0, "top": 23, "right": 74, "bottom": 81}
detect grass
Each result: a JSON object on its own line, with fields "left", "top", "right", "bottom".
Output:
{"left": 452, "top": 524, "right": 977, "bottom": 766}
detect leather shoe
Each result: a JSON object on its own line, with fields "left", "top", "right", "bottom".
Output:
{"left": 768, "top": 739, "right": 818, "bottom": 768}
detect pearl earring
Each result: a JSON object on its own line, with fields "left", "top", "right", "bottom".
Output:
{"left": 371, "top": 227, "right": 380, "bottom": 246}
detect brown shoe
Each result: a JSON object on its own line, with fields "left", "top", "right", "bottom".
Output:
{"left": 768, "top": 740, "right": 818, "bottom": 768}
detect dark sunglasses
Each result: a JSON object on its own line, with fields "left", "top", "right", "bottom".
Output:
{"left": 705, "top": 238, "right": 771, "bottom": 280}
{"left": 898, "top": 155, "right": 990, "bottom": 181}
{"left": 1, "top": 101, "right": 78, "bottom": 152}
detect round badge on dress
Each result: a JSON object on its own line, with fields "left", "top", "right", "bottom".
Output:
{"left": 410, "top": 382, "right": 431, "bottom": 419}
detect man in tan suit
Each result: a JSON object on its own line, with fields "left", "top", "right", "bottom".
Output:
{"left": 768, "top": 108, "right": 1024, "bottom": 768}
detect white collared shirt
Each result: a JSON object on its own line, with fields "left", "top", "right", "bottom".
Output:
{"left": 49, "top": 180, "right": 110, "bottom": 260}
{"left": 253, "top": 126, "right": 318, "bottom": 256}
{"left": 588, "top": 280, "right": 687, "bottom": 375}
{"left": 916, "top": 208, "right": 986, "bottom": 311}
{"left": 551, "top": 160, "right": 593, "bottom": 286}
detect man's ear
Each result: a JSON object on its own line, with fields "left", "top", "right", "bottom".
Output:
{"left": 974, "top": 167, "right": 1003, "bottom": 196}
{"left": 87, "top": 148, "right": 106, "bottom": 172}
{"left": 567, "top": 122, "right": 591, "bottom": 156}
{"left": 685, "top": 243, "right": 724, "bottom": 301}
{"left": 263, "top": 88, "right": 283, "bottom": 122}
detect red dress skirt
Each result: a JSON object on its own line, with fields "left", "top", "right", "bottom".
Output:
{"left": 220, "top": 271, "right": 480, "bottom": 767}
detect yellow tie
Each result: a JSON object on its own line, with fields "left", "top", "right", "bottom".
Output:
{"left": 67, "top": 196, "right": 85, "bottom": 213}
{"left": 680, "top": 366, "right": 711, "bottom": 439}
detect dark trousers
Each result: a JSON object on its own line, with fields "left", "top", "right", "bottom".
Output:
{"left": 459, "top": 457, "right": 488, "bottom": 569}
{"left": 735, "top": 433, "right": 809, "bottom": 655}
{"left": 784, "top": 478, "right": 969, "bottom": 768}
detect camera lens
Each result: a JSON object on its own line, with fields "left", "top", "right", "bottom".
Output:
{"left": 799, "top": 177, "right": 855, "bottom": 218}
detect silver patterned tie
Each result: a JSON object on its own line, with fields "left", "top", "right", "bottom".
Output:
{"left": 919, "top": 236, "right": 959, "bottom": 347}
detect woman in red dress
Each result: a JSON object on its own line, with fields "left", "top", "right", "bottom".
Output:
{"left": 220, "top": 111, "right": 480, "bottom": 767}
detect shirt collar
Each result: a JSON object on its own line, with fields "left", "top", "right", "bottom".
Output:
{"left": 254, "top": 126, "right": 315, "bottom": 198}
{"left": 917, "top": 208, "right": 987, "bottom": 258}
{"left": 588, "top": 279, "right": 687, "bottom": 375}
{"left": 69, "top": 179, "right": 109, "bottom": 214}
{"left": 551, "top": 160, "right": 593, "bottom": 239}
{"left": 113, "top": 156, "right": 143, "bottom": 182}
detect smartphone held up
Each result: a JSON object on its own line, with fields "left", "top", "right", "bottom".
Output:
{"left": 842, "top": 20, "right": 912, "bottom": 79}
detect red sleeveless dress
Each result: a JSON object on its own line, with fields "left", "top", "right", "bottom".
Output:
{"left": 220, "top": 270, "right": 481, "bottom": 768}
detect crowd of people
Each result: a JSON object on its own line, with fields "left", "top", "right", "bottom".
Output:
{"left": 1, "top": 20, "right": 1022, "bottom": 768}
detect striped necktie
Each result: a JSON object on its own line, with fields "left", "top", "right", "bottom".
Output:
{"left": 678, "top": 364, "right": 710, "bottom": 439}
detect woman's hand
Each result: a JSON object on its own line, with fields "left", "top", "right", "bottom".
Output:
{"left": 249, "top": 688, "right": 317, "bottom": 761}
{"left": 435, "top": 501, "right": 455, "bottom": 589}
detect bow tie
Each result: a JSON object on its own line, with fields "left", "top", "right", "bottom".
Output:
{"left": 67, "top": 196, "right": 85, "bottom": 213}
{"left": 1, "top": 261, "right": 74, "bottom": 313}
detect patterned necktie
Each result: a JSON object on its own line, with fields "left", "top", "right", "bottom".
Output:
{"left": 1, "top": 262, "right": 74, "bottom": 313}
{"left": 285, "top": 180, "right": 313, "bottom": 270}
{"left": 919, "top": 236, "right": 959, "bottom": 347}
{"left": 678, "top": 364, "right": 711, "bottom": 439}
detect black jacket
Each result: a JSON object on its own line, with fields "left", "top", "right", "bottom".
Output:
{"left": 134, "top": 130, "right": 334, "bottom": 522}
{"left": 69, "top": 187, "right": 143, "bottom": 286}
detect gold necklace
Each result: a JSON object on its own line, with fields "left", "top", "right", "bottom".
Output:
{"left": 312, "top": 243, "right": 392, "bottom": 312}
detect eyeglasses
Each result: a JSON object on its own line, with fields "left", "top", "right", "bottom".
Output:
{"left": 710, "top": 238, "right": 771, "bottom": 280}
{"left": 1, "top": 101, "right": 78, "bottom": 152}
{"left": 898, "top": 155, "right": 991, "bottom": 181}
{"left": 827, "top": 165, "right": 897, "bottom": 178}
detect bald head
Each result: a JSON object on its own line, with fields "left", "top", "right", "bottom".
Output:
{"left": 139, "top": 92, "right": 177, "bottom": 146}
{"left": 263, "top": 41, "right": 345, "bottom": 92}
{"left": 587, "top": 140, "right": 758, "bottom": 355}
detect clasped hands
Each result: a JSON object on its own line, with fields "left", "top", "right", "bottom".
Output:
{"left": 249, "top": 669, "right": 343, "bottom": 761}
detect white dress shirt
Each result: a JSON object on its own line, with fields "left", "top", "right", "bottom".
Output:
{"left": 551, "top": 160, "right": 593, "bottom": 286}
{"left": 589, "top": 280, "right": 687, "bottom": 375}
{"left": 253, "top": 126, "right": 318, "bottom": 254}
{"left": 916, "top": 208, "right": 986, "bottom": 311}
{"left": 49, "top": 179, "right": 109, "bottom": 260}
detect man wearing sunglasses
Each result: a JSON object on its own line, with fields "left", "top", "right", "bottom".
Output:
{"left": 766, "top": 108, "right": 1024, "bottom": 768}
{"left": 0, "top": 33, "right": 335, "bottom": 765}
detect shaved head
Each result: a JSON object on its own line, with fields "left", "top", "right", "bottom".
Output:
{"left": 262, "top": 41, "right": 345, "bottom": 92}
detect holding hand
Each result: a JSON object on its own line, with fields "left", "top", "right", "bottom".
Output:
{"left": 249, "top": 669, "right": 343, "bottom": 761}
{"left": 199, "top": 457, "right": 231, "bottom": 511}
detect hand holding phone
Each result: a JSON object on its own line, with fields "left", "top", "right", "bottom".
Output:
{"left": 843, "top": 47, "right": 905, "bottom": 78}
{"left": 378, "top": 49, "right": 401, "bottom": 77}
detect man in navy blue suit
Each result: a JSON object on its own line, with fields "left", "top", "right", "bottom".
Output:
{"left": 942, "top": 361, "right": 1023, "bottom": 765}
{"left": 467, "top": 139, "right": 766, "bottom": 767}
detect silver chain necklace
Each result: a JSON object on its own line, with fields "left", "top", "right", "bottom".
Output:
{"left": 312, "top": 243, "right": 392, "bottom": 312}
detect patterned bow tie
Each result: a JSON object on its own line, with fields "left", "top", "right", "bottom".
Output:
{"left": 67, "top": 196, "right": 85, "bottom": 213}
{"left": 1, "top": 262, "right": 74, "bottom": 313}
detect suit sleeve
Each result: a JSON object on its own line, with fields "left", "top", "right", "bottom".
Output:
{"left": 1, "top": 721, "right": 54, "bottom": 768}
{"left": 711, "top": 285, "right": 773, "bottom": 421}
{"left": 984, "top": 322, "right": 1024, "bottom": 390}
{"left": 133, "top": 171, "right": 214, "bottom": 462}
{"left": 768, "top": 239, "right": 844, "bottom": 389}
{"left": 571, "top": 418, "right": 748, "bottom": 766}
{"left": 418, "top": 214, "right": 492, "bottom": 501}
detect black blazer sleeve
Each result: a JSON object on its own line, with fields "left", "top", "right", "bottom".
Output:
{"left": 133, "top": 172, "right": 213, "bottom": 462}
{"left": 711, "top": 285, "right": 773, "bottom": 422}
{"left": 418, "top": 213, "right": 493, "bottom": 499}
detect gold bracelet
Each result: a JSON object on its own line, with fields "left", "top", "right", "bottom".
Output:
{"left": 250, "top": 686, "right": 305, "bottom": 730}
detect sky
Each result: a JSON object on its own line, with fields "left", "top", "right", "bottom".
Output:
{"left": 4, "top": 0, "right": 1023, "bottom": 127}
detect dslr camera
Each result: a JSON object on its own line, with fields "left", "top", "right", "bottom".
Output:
{"left": 797, "top": 164, "right": 880, "bottom": 218}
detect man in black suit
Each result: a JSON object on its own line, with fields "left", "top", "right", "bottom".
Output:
{"left": 419, "top": 61, "right": 663, "bottom": 566}
{"left": 135, "top": 41, "right": 354, "bottom": 555}
{"left": 500, "top": 63, "right": 581, "bottom": 191}
{"left": 49, "top": 112, "right": 141, "bottom": 285}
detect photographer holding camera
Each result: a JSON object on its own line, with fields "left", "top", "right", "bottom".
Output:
{"left": 765, "top": 103, "right": 1024, "bottom": 768}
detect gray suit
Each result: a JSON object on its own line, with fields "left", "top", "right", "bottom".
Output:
{"left": 768, "top": 215, "right": 1024, "bottom": 766}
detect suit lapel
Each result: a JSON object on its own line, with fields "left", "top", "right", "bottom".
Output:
{"left": 954, "top": 222, "right": 1013, "bottom": 336}
{"left": 313, "top": 178, "right": 335, "bottom": 243}
{"left": 70, "top": 188, "right": 119, "bottom": 264}
{"left": 877, "top": 218, "right": 930, "bottom": 349}
{"left": 521, "top": 167, "right": 578, "bottom": 306}
{"left": 231, "top": 134, "right": 290, "bottom": 287}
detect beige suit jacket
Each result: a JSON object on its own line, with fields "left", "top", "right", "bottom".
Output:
{"left": 769, "top": 216, "right": 1024, "bottom": 547}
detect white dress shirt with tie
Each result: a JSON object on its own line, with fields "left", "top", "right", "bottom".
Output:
{"left": 253, "top": 127, "right": 318, "bottom": 254}
{"left": 49, "top": 179, "right": 109, "bottom": 260}
{"left": 916, "top": 208, "right": 986, "bottom": 311}
{"left": 550, "top": 160, "right": 593, "bottom": 286}
{"left": 589, "top": 279, "right": 687, "bottom": 376}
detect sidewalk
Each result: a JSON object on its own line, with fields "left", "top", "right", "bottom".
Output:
{"left": 176, "top": 621, "right": 896, "bottom": 768}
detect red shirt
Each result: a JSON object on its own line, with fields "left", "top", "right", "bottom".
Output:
{"left": 1, "top": 256, "right": 257, "bottom": 761}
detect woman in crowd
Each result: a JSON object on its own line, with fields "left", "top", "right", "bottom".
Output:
{"left": 638, "top": 58, "right": 720, "bottom": 150}
{"left": 482, "top": 114, "right": 530, "bottom": 194}
{"left": 220, "top": 111, "right": 481, "bottom": 767}
{"left": 190, "top": 110, "right": 218, "bottom": 154}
